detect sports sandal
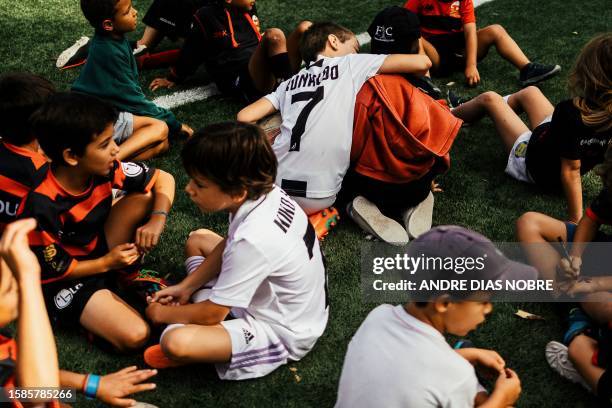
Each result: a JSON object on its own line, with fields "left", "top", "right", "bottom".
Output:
{"left": 308, "top": 207, "right": 340, "bottom": 240}
{"left": 348, "top": 196, "right": 409, "bottom": 246}
{"left": 545, "top": 341, "right": 591, "bottom": 391}
{"left": 144, "top": 344, "right": 183, "bottom": 369}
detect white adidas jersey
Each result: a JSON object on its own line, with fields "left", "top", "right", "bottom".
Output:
{"left": 265, "top": 53, "right": 387, "bottom": 199}
{"left": 209, "top": 186, "right": 329, "bottom": 359}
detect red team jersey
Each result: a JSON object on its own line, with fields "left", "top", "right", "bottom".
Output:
{"left": 19, "top": 161, "right": 158, "bottom": 284}
{"left": 404, "top": 0, "right": 476, "bottom": 37}
{"left": 0, "top": 142, "right": 48, "bottom": 233}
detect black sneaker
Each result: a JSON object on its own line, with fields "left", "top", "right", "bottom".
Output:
{"left": 519, "top": 62, "right": 561, "bottom": 86}
{"left": 447, "top": 90, "right": 472, "bottom": 109}
{"left": 56, "top": 36, "right": 90, "bottom": 69}
{"left": 407, "top": 75, "right": 442, "bottom": 100}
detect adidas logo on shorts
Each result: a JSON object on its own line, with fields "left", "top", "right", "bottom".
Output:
{"left": 242, "top": 328, "right": 255, "bottom": 344}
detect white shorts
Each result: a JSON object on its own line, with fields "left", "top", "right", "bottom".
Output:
{"left": 292, "top": 195, "right": 337, "bottom": 215}
{"left": 160, "top": 256, "right": 290, "bottom": 380}
{"left": 505, "top": 115, "right": 552, "bottom": 183}
{"left": 113, "top": 112, "right": 134, "bottom": 144}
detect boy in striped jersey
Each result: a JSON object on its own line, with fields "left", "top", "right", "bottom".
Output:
{"left": 19, "top": 92, "right": 175, "bottom": 353}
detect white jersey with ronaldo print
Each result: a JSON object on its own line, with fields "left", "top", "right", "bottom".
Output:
{"left": 209, "top": 186, "right": 329, "bottom": 362}
{"left": 265, "top": 53, "right": 387, "bottom": 199}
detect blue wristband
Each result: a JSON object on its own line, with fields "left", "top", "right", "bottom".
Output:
{"left": 84, "top": 374, "right": 101, "bottom": 399}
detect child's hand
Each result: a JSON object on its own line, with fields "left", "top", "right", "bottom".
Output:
{"left": 148, "top": 282, "right": 193, "bottom": 305}
{"left": 105, "top": 243, "right": 140, "bottom": 270}
{"left": 96, "top": 366, "right": 157, "bottom": 407}
{"left": 472, "top": 349, "right": 506, "bottom": 374}
{"left": 464, "top": 64, "right": 480, "bottom": 86}
{"left": 149, "top": 77, "right": 175, "bottom": 91}
{"left": 493, "top": 368, "right": 521, "bottom": 406}
{"left": 0, "top": 218, "right": 41, "bottom": 283}
{"left": 180, "top": 123, "right": 194, "bottom": 138}
{"left": 564, "top": 278, "right": 599, "bottom": 296}
{"left": 135, "top": 218, "right": 166, "bottom": 253}
{"left": 558, "top": 256, "right": 581, "bottom": 279}
{"left": 145, "top": 302, "right": 166, "bottom": 325}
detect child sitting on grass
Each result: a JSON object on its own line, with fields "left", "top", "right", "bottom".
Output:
{"left": 0, "top": 219, "right": 158, "bottom": 407}
{"left": 517, "top": 144, "right": 612, "bottom": 405}
{"left": 72, "top": 0, "right": 193, "bottom": 140}
{"left": 149, "top": 0, "right": 311, "bottom": 103}
{"left": 335, "top": 225, "right": 534, "bottom": 407}
{"left": 403, "top": 0, "right": 560, "bottom": 86}
{"left": 453, "top": 33, "right": 612, "bottom": 223}
{"left": 342, "top": 6, "right": 463, "bottom": 245}
{"left": 0, "top": 73, "right": 55, "bottom": 234}
{"left": 516, "top": 143, "right": 612, "bottom": 317}
{"left": 19, "top": 92, "right": 175, "bottom": 353}
{"left": 143, "top": 122, "right": 329, "bottom": 381}
{"left": 237, "top": 22, "right": 431, "bottom": 223}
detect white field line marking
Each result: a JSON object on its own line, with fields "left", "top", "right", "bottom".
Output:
{"left": 154, "top": 0, "right": 495, "bottom": 109}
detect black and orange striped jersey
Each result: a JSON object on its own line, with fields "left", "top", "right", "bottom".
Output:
{"left": 0, "top": 141, "right": 48, "bottom": 233}
{"left": 19, "top": 161, "right": 159, "bottom": 284}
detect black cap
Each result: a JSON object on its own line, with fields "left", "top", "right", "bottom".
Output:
{"left": 368, "top": 6, "right": 421, "bottom": 55}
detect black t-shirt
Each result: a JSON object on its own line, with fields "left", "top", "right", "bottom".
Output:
{"left": 526, "top": 99, "right": 612, "bottom": 189}
{"left": 170, "top": 4, "right": 261, "bottom": 86}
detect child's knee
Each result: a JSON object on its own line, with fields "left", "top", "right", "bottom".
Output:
{"left": 520, "top": 85, "right": 543, "bottom": 100}
{"left": 477, "top": 91, "right": 504, "bottom": 106}
{"left": 185, "top": 228, "right": 219, "bottom": 256}
{"left": 264, "top": 28, "right": 286, "bottom": 47}
{"left": 117, "top": 320, "right": 150, "bottom": 351}
{"left": 483, "top": 24, "right": 508, "bottom": 40}
{"left": 515, "top": 211, "right": 541, "bottom": 238}
{"left": 152, "top": 120, "right": 169, "bottom": 142}
{"left": 161, "top": 329, "right": 190, "bottom": 360}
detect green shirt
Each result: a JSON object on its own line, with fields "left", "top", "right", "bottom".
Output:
{"left": 72, "top": 34, "right": 181, "bottom": 134}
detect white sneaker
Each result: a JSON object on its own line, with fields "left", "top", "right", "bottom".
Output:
{"left": 348, "top": 196, "right": 409, "bottom": 246}
{"left": 545, "top": 341, "right": 592, "bottom": 392}
{"left": 56, "top": 36, "right": 89, "bottom": 68}
{"left": 402, "top": 192, "right": 434, "bottom": 239}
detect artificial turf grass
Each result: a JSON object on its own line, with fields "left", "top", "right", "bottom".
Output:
{"left": 2, "top": 0, "right": 611, "bottom": 406}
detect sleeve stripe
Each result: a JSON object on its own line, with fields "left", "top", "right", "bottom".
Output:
{"left": 585, "top": 207, "right": 606, "bottom": 225}
{"left": 143, "top": 169, "right": 160, "bottom": 193}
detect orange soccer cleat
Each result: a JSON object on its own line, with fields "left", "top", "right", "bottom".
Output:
{"left": 144, "top": 344, "right": 184, "bottom": 369}
{"left": 308, "top": 207, "right": 340, "bottom": 240}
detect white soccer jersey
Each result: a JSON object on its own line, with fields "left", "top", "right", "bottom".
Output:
{"left": 265, "top": 53, "right": 387, "bottom": 199}
{"left": 209, "top": 186, "right": 329, "bottom": 360}
{"left": 335, "top": 305, "right": 479, "bottom": 408}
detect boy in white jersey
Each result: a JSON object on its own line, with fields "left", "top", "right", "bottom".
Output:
{"left": 143, "top": 122, "right": 329, "bottom": 380}
{"left": 237, "top": 22, "right": 431, "bottom": 216}
{"left": 336, "top": 226, "right": 536, "bottom": 407}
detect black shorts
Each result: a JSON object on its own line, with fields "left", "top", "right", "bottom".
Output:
{"left": 426, "top": 32, "right": 465, "bottom": 75}
{"left": 142, "top": 0, "right": 207, "bottom": 40}
{"left": 43, "top": 274, "right": 122, "bottom": 328}
{"left": 214, "top": 64, "right": 263, "bottom": 104}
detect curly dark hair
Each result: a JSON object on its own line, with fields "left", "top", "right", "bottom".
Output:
{"left": 182, "top": 122, "right": 277, "bottom": 200}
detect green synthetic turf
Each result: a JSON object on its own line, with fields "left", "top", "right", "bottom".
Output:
{"left": 1, "top": 0, "right": 611, "bottom": 406}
